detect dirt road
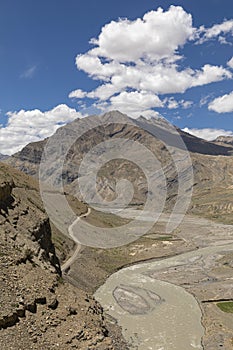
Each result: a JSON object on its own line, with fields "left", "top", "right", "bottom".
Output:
{"left": 61, "top": 208, "right": 91, "bottom": 273}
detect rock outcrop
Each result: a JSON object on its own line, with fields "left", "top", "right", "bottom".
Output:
{"left": 0, "top": 162, "right": 61, "bottom": 330}
{"left": 0, "top": 162, "right": 128, "bottom": 349}
{"left": 0, "top": 179, "right": 14, "bottom": 204}
{"left": 0, "top": 163, "right": 60, "bottom": 274}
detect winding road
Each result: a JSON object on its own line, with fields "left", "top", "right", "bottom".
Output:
{"left": 61, "top": 207, "right": 91, "bottom": 273}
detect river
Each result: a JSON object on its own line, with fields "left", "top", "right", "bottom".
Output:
{"left": 94, "top": 210, "right": 233, "bottom": 350}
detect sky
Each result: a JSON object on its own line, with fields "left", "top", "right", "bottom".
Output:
{"left": 0, "top": 0, "right": 233, "bottom": 155}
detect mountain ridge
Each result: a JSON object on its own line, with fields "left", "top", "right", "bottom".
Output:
{"left": 6, "top": 111, "right": 233, "bottom": 173}
{"left": 4, "top": 110, "right": 233, "bottom": 223}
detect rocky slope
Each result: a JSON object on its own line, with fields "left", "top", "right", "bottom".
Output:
{"left": 0, "top": 153, "right": 8, "bottom": 161}
{"left": 189, "top": 152, "right": 233, "bottom": 224}
{"left": 0, "top": 162, "right": 60, "bottom": 274}
{"left": 0, "top": 162, "right": 128, "bottom": 349}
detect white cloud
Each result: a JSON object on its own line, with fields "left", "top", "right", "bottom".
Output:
{"left": 181, "top": 100, "right": 193, "bottom": 109}
{"left": 87, "top": 84, "right": 120, "bottom": 100}
{"left": 227, "top": 57, "right": 233, "bottom": 69}
{"left": 70, "top": 55, "right": 231, "bottom": 109}
{"left": 69, "top": 6, "right": 232, "bottom": 115}
{"left": 167, "top": 98, "right": 179, "bottom": 109}
{"left": 191, "top": 64, "right": 231, "bottom": 87}
{"left": 165, "top": 97, "right": 193, "bottom": 109}
{"left": 198, "top": 19, "right": 233, "bottom": 44}
{"left": 93, "top": 90, "right": 164, "bottom": 118}
{"left": 218, "top": 36, "right": 230, "bottom": 45}
{"left": 108, "top": 90, "right": 163, "bottom": 118}
{"left": 0, "top": 104, "right": 83, "bottom": 155}
{"left": 110, "top": 91, "right": 163, "bottom": 108}
{"left": 141, "top": 63, "right": 231, "bottom": 93}
{"left": 20, "top": 65, "right": 37, "bottom": 79}
{"left": 90, "top": 6, "right": 194, "bottom": 63}
{"left": 69, "top": 89, "right": 87, "bottom": 99}
{"left": 208, "top": 91, "right": 233, "bottom": 113}
{"left": 183, "top": 127, "right": 233, "bottom": 141}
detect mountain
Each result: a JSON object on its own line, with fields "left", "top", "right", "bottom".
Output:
{"left": 6, "top": 110, "right": 233, "bottom": 222}
{"left": 7, "top": 113, "right": 233, "bottom": 179}
{"left": 0, "top": 162, "right": 127, "bottom": 349}
{"left": 136, "top": 115, "right": 233, "bottom": 156}
{"left": 0, "top": 153, "right": 9, "bottom": 161}
{"left": 214, "top": 135, "right": 233, "bottom": 146}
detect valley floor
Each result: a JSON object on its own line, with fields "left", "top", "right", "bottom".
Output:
{"left": 64, "top": 209, "right": 233, "bottom": 349}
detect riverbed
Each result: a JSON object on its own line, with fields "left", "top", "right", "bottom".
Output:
{"left": 95, "top": 210, "right": 233, "bottom": 350}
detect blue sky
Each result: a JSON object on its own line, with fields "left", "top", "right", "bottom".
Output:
{"left": 0, "top": 0, "right": 233, "bottom": 154}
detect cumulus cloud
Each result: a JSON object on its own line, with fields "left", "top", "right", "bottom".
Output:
{"left": 69, "top": 6, "right": 232, "bottom": 117}
{"left": 191, "top": 64, "right": 231, "bottom": 87}
{"left": 198, "top": 19, "right": 233, "bottom": 44}
{"left": 0, "top": 104, "right": 83, "bottom": 155}
{"left": 89, "top": 6, "right": 194, "bottom": 63}
{"left": 91, "top": 90, "right": 164, "bottom": 119}
{"left": 69, "top": 56, "right": 231, "bottom": 117}
{"left": 183, "top": 127, "right": 233, "bottom": 141}
{"left": 110, "top": 91, "right": 163, "bottom": 108}
{"left": 208, "top": 91, "right": 233, "bottom": 113}
{"left": 69, "top": 89, "right": 87, "bottom": 99}
{"left": 108, "top": 91, "right": 163, "bottom": 118}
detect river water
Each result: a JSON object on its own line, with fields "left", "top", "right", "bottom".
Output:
{"left": 94, "top": 210, "right": 233, "bottom": 350}
{"left": 95, "top": 255, "right": 205, "bottom": 349}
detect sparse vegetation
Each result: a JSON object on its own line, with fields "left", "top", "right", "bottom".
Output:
{"left": 154, "top": 235, "right": 173, "bottom": 241}
{"left": 217, "top": 302, "right": 233, "bottom": 313}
